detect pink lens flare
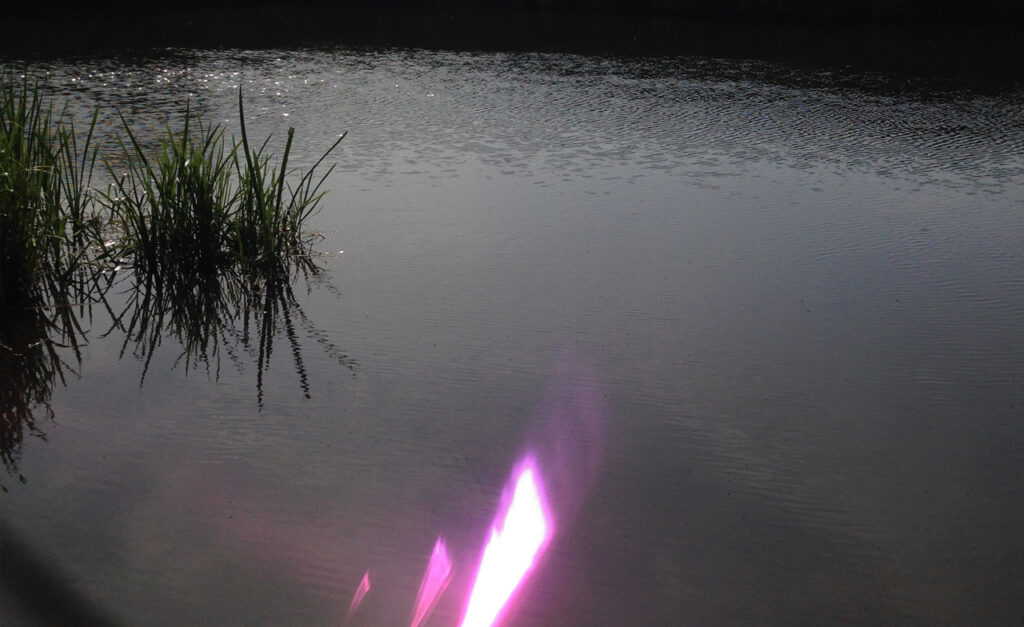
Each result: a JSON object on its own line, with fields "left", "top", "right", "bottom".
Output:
{"left": 345, "top": 570, "right": 371, "bottom": 621}
{"left": 526, "top": 352, "right": 608, "bottom": 533}
{"left": 460, "top": 458, "right": 554, "bottom": 627}
{"left": 409, "top": 536, "right": 454, "bottom": 627}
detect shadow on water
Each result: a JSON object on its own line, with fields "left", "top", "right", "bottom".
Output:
{"left": 0, "top": 524, "right": 120, "bottom": 626}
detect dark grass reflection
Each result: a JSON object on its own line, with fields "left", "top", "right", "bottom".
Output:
{"left": 2, "top": 251, "right": 355, "bottom": 487}
{"left": 97, "top": 89, "right": 351, "bottom": 406}
{"left": 0, "top": 263, "right": 108, "bottom": 490}
{"left": 1, "top": 82, "right": 351, "bottom": 483}
{"left": 104, "top": 254, "right": 355, "bottom": 409}
{"left": 1, "top": 78, "right": 108, "bottom": 488}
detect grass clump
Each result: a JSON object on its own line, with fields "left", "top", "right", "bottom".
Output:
{"left": 0, "top": 78, "right": 101, "bottom": 311}
{"left": 105, "top": 90, "right": 345, "bottom": 277}
{"left": 1, "top": 78, "right": 103, "bottom": 485}
{"left": 2, "top": 80, "right": 346, "bottom": 481}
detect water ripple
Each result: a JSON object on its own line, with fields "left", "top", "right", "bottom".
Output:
{"left": 5, "top": 49, "right": 1022, "bottom": 195}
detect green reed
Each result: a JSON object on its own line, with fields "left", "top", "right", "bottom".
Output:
{"left": 0, "top": 78, "right": 101, "bottom": 311}
{"left": 104, "top": 90, "right": 345, "bottom": 277}
{"left": 1, "top": 78, "right": 103, "bottom": 485}
{"left": 3, "top": 82, "right": 346, "bottom": 482}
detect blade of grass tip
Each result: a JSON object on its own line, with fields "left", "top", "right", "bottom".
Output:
{"left": 81, "top": 107, "right": 101, "bottom": 247}
{"left": 181, "top": 98, "right": 192, "bottom": 168}
{"left": 213, "top": 130, "right": 238, "bottom": 197}
{"left": 275, "top": 127, "right": 293, "bottom": 225}
{"left": 255, "top": 141, "right": 277, "bottom": 252}
{"left": 117, "top": 113, "right": 164, "bottom": 261}
{"left": 117, "top": 109, "right": 157, "bottom": 190}
{"left": 287, "top": 131, "right": 345, "bottom": 227}
{"left": 291, "top": 131, "right": 346, "bottom": 207}
{"left": 65, "top": 106, "right": 99, "bottom": 238}
{"left": 102, "top": 151, "right": 152, "bottom": 270}
{"left": 83, "top": 106, "right": 100, "bottom": 189}
{"left": 294, "top": 161, "right": 338, "bottom": 224}
{"left": 238, "top": 89, "right": 276, "bottom": 258}
{"left": 237, "top": 88, "right": 262, "bottom": 215}
{"left": 56, "top": 101, "right": 77, "bottom": 208}
{"left": 204, "top": 122, "right": 228, "bottom": 183}
{"left": 174, "top": 100, "right": 192, "bottom": 213}
{"left": 295, "top": 131, "right": 347, "bottom": 193}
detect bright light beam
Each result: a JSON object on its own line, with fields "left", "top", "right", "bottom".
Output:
{"left": 345, "top": 570, "right": 371, "bottom": 621}
{"left": 409, "top": 537, "right": 454, "bottom": 627}
{"left": 461, "top": 459, "right": 553, "bottom": 627}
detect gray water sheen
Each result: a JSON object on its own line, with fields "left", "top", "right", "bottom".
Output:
{"left": 2, "top": 48, "right": 1023, "bottom": 626}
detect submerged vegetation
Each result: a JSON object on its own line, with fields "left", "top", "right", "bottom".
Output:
{"left": 1, "top": 78, "right": 348, "bottom": 482}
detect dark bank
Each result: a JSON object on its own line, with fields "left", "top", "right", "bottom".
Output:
{"left": 3, "top": 2, "right": 1023, "bottom": 87}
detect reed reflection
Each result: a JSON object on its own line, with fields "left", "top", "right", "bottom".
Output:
{"left": 2, "top": 81, "right": 350, "bottom": 484}
{"left": 0, "top": 265, "right": 107, "bottom": 489}
{"left": 3, "top": 253, "right": 353, "bottom": 487}
{"left": 106, "top": 254, "right": 354, "bottom": 409}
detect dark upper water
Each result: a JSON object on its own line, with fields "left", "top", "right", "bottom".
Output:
{"left": 2, "top": 47, "right": 1024, "bottom": 626}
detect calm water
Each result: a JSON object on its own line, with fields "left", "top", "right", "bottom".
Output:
{"left": 2, "top": 47, "right": 1024, "bottom": 625}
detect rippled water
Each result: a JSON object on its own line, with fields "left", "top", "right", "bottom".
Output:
{"left": 2, "top": 48, "right": 1024, "bottom": 625}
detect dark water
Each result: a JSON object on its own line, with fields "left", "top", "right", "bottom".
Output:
{"left": 2, "top": 48, "right": 1024, "bottom": 625}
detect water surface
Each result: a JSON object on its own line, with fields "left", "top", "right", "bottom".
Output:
{"left": 2, "top": 48, "right": 1024, "bottom": 625}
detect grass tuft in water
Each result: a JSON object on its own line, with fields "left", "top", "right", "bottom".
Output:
{"left": 104, "top": 90, "right": 345, "bottom": 278}
{"left": 2, "top": 81, "right": 346, "bottom": 481}
{"left": 1, "top": 78, "right": 104, "bottom": 485}
{"left": 0, "top": 77, "right": 102, "bottom": 311}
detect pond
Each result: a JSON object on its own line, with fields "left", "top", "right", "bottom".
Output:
{"left": 2, "top": 45, "right": 1024, "bottom": 625}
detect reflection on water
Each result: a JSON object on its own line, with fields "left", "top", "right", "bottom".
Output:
{"left": 1, "top": 254, "right": 353, "bottom": 485}
{"left": 1, "top": 305, "right": 72, "bottom": 487}
{"left": 0, "top": 264, "right": 102, "bottom": 489}
{"left": 107, "top": 256, "right": 354, "bottom": 407}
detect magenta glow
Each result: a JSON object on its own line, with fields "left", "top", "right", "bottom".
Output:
{"left": 345, "top": 570, "right": 371, "bottom": 620}
{"left": 460, "top": 458, "right": 554, "bottom": 627}
{"left": 409, "top": 537, "right": 454, "bottom": 627}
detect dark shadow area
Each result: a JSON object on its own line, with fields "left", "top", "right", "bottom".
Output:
{"left": 11, "top": 0, "right": 1024, "bottom": 24}
{"left": 2, "top": 7, "right": 1021, "bottom": 90}
{"left": 0, "top": 525, "right": 121, "bottom": 627}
